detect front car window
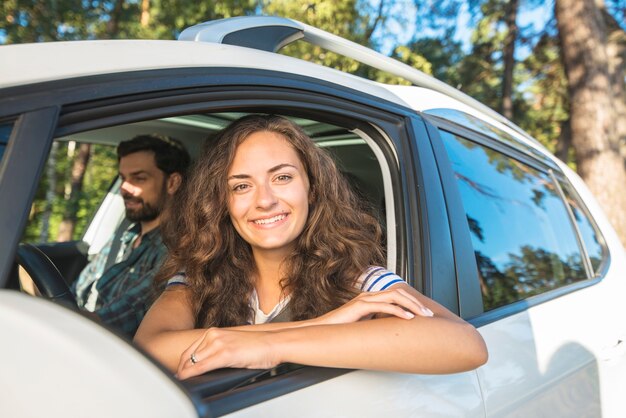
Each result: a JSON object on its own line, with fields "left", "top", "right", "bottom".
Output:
{"left": 22, "top": 139, "right": 117, "bottom": 244}
{"left": 439, "top": 130, "right": 588, "bottom": 311}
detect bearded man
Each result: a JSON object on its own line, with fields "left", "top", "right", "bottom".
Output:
{"left": 71, "top": 134, "right": 190, "bottom": 337}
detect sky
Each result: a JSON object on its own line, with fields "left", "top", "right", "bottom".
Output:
{"left": 378, "top": 0, "right": 554, "bottom": 60}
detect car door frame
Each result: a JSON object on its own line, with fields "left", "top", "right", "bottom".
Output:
{"left": 0, "top": 107, "right": 59, "bottom": 285}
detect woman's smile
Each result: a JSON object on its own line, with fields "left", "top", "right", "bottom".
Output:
{"left": 251, "top": 212, "right": 289, "bottom": 227}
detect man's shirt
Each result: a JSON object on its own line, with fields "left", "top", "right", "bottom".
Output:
{"left": 71, "top": 223, "right": 167, "bottom": 337}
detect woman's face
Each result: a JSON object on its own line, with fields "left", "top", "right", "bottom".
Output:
{"left": 227, "top": 130, "right": 310, "bottom": 258}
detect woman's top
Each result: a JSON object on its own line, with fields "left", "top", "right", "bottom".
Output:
{"left": 166, "top": 265, "right": 404, "bottom": 324}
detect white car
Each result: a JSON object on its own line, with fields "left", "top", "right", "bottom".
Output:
{"left": 1, "top": 16, "right": 625, "bottom": 418}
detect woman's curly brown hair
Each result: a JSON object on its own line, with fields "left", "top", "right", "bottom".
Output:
{"left": 157, "top": 114, "right": 385, "bottom": 328}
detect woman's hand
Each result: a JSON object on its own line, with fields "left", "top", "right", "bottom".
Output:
{"left": 177, "top": 328, "right": 278, "bottom": 380}
{"left": 314, "top": 288, "right": 434, "bottom": 326}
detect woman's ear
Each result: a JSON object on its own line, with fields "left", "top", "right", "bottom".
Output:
{"left": 166, "top": 172, "right": 183, "bottom": 195}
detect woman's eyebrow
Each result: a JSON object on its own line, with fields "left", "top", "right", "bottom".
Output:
{"left": 227, "top": 163, "right": 298, "bottom": 180}
{"left": 268, "top": 163, "right": 297, "bottom": 173}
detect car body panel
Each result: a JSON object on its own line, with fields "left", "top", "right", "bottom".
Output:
{"left": 0, "top": 291, "right": 197, "bottom": 418}
{"left": 228, "top": 369, "right": 484, "bottom": 418}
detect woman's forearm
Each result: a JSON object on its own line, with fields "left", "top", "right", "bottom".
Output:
{"left": 175, "top": 315, "right": 487, "bottom": 379}
{"left": 268, "top": 316, "right": 487, "bottom": 374}
{"left": 134, "top": 328, "right": 208, "bottom": 371}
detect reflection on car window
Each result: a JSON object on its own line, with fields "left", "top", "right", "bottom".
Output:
{"left": 559, "top": 181, "right": 607, "bottom": 275}
{"left": 440, "top": 130, "right": 587, "bottom": 311}
{"left": 0, "top": 121, "right": 14, "bottom": 168}
{"left": 426, "top": 109, "right": 549, "bottom": 163}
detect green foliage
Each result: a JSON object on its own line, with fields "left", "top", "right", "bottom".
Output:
{"left": 23, "top": 142, "right": 117, "bottom": 243}
{"left": 1, "top": 0, "right": 95, "bottom": 42}
{"left": 263, "top": 0, "right": 373, "bottom": 74}
{"left": 403, "top": 36, "right": 464, "bottom": 85}
{"left": 517, "top": 34, "right": 570, "bottom": 155}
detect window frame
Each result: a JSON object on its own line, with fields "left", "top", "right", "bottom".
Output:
{"left": 0, "top": 108, "right": 59, "bottom": 285}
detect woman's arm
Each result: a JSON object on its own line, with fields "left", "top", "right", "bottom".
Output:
{"left": 134, "top": 286, "right": 207, "bottom": 371}
{"left": 175, "top": 283, "right": 487, "bottom": 379}
{"left": 135, "top": 284, "right": 432, "bottom": 370}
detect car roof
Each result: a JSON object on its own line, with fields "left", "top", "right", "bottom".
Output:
{"left": 0, "top": 16, "right": 551, "bottom": 160}
{"left": 0, "top": 39, "right": 398, "bottom": 101}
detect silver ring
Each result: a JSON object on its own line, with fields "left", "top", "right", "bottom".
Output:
{"left": 190, "top": 353, "right": 198, "bottom": 364}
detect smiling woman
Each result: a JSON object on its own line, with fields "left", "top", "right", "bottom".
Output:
{"left": 133, "top": 114, "right": 488, "bottom": 379}
{"left": 226, "top": 131, "right": 311, "bottom": 261}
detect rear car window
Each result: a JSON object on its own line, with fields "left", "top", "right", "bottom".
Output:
{"left": 559, "top": 180, "right": 608, "bottom": 275}
{"left": 439, "top": 130, "right": 588, "bottom": 311}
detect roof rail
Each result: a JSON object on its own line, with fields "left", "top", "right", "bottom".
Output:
{"left": 179, "top": 16, "right": 538, "bottom": 145}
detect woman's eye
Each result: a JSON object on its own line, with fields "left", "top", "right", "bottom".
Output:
{"left": 232, "top": 183, "right": 249, "bottom": 192}
{"left": 275, "top": 174, "right": 292, "bottom": 182}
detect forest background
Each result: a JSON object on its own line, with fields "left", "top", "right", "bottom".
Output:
{"left": 1, "top": 0, "right": 625, "bottom": 246}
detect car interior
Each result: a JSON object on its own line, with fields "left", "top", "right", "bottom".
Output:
{"left": 12, "top": 111, "right": 391, "bottom": 307}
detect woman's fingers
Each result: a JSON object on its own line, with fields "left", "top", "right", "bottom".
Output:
{"left": 356, "top": 288, "right": 434, "bottom": 317}
{"left": 177, "top": 330, "right": 209, "bottom": 376}
{"left": 353, "top": 301, "right": 417, "bottom": 319}
{"left": 318, "top": 288, "right": 434, "bottom": 325}
{"left": 176, "top": 329, "right": 278, "bottom": 380}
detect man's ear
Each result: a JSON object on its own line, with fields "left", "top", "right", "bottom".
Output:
{"left": 166, "top": 172, "right": 183, "bottom": 195}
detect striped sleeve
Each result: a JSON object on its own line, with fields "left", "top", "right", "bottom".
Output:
{"left": 166, "top": 272, "right": 188, "bottom": 286}
{"left": 357, "top": 266, "right": 405, "bottom": 292}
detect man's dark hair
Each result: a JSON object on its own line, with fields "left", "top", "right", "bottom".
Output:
{"left": 117, "top": 134, "right": 191, "bottom": 177}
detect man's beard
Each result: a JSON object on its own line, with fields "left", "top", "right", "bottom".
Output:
{"left": 123, "top": 182, "right": 167, "bottom": 223}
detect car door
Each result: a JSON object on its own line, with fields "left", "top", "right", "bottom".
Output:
{"left": 1, "top": 63, "right": 488, "bottom": 417}
{"left": 425, "top": 112, "right": 626, "bottom": 417}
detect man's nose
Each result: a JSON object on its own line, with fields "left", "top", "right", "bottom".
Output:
{"left": 121, "top": 180, "right": 138, "bottom": 195}
{"left": 255, "top": 182, "right": 278, "bottom": 209}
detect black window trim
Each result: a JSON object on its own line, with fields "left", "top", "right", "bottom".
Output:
{"left": 422, "top": 119, "right": 483, "bottom": 319}
{"left": 0, "top": 107, "right": 59, "bottom": 286}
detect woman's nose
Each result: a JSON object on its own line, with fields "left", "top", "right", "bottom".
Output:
{"left": 255, "top": 183, "right": 278, "bottom": 209}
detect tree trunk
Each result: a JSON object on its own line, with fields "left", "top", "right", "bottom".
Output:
{"left": 555, "top": 119, "right": 572, "bottom": 163}
{"left": 106, "top": 0, "right": 124, "bottom": 38}
{"left": 141, "top": 0, "right": 150, "bottom": 27}
{"left": 39, "top": 142, "right": 59, "bottom": 242}
{"left": 501, "top": 0, "right": 519, "bottom": 120}
{"left": 556, "top": 0, "right": 626, "bottom": 247}
{"left": 601, "top": 7, "right": 626, "bottom": 164}
{"left": 57, "top": 143, "right": 91, "bottom": 242}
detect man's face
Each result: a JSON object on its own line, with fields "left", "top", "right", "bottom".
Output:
{"left": 118, "top": 150, "right": 168, "bottom": 223}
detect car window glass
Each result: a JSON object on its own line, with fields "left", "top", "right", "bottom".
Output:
{"left": 426, "top": 109, "right": 548, "bottom": 163}
{"left": 559, "top": 180, "right": 608, "bottom": 275}
{"left": 0, "top": 121, "right": 14, "bottom": 168}
{"left": 22, "top": 139, "right": 117, "bottom": 244}
{"left": 439, "top": 129, "right": 587, "bottom": 311}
